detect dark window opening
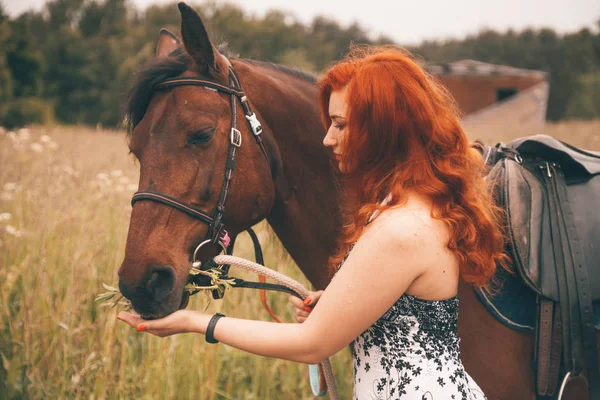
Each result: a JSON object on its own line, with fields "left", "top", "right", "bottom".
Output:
{"left": 496, "top": 87, "right": 518, "bottom": 102}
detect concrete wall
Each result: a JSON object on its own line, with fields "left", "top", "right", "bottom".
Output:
{"left": 460, "top": 81, "right": 550, "bottom": 143}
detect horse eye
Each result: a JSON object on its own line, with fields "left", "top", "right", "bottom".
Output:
{"left": 187, "top": 128, "right": 215, "bottom": 145}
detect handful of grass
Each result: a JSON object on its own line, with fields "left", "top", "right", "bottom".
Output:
{"left": 96, "top": 266, "right": 237, "bottom": 310}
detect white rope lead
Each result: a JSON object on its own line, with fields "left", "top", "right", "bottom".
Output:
{"left": 212, "top": 254, "right": 339, "bottom": 400}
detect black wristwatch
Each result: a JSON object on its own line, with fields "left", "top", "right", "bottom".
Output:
{"left": 206, "top": 313, "right": 226, "bottom": 344}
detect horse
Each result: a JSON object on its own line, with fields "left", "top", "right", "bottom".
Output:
{"left": 117, "top": 3, "right": 597, "bottom": 399}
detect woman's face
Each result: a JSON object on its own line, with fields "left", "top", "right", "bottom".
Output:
{"left": 323, "top": 86, "right": 349, "bottom": 172}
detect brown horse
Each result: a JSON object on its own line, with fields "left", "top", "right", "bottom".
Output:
{"left": 118, "top": 3, "right": 594, "bottom": 399}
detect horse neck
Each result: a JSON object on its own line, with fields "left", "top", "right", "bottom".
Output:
{"left": 234, "top": 60, "right": 342, "bottom": 289}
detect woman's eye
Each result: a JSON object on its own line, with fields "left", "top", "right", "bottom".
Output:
{"left": 187, "top": 128, "right": 215, "bottom": 145}
{"left": 335, "top": 124, "right": 345, "bottom": 130}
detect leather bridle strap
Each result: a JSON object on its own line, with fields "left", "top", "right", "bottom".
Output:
{"left": 131, "top": 63, "right": 269, "bottom": 248}
{"left": 131, "top": 191, "right": 214, "bottom": 226}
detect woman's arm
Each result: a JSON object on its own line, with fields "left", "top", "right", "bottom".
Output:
{"left": 119, "top": 210, "right": 438, "bottom": 364}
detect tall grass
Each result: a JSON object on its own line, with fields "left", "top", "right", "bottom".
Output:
{"left": 0, "top": 125, "right": 353, "bottom": 400}
{"left": 1, "top": 121, "right": 598, "bottom": 399}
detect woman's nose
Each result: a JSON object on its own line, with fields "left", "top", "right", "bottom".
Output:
{"left": 323, "top": 129, "right": 336, "bottom": 147}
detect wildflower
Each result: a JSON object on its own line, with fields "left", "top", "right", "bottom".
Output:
{"left": 5, "top": 225, "right": 24, "bottom": 237}
{"left": 110, "top": 170, "right": 123, "bottom": 177}
{"left": 47, "top": 141, "right": 59, "bottom": 150}
{"left": 126, "top": 184, "right": 138, "bottom": 191}
{"left": 30, "top": 143, "right": 44, "bottom": 153}
{"left": 17, "top": 128, "right": 30, "bottom": 140}
{"left": 3, "top": 182, "right": 17, "bottom": 191}
{"left": 40, "top": 135, "right": 52, "bottom": 143}
{"left": 63, "top": 166, "right": 80, "bottom": 177}
{"left": 0, "top": 213, "right": 11, "bottom": 222}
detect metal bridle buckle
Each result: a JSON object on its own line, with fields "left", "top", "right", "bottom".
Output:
{"left": 245, "top": 113, "right": 263, "bottom": 136}
{"left": 230, "top": 128, "right": 242, "bottom": 147}
{"left": 191, "top": 239, "right": 228, "bottom": 269}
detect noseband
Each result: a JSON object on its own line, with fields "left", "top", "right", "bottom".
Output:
{"left": 131, "top": 61, "right": 270, "bottom": 257}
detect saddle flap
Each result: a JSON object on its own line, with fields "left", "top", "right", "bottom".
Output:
{"left": 501, "top": 158, "right": 559, "bottom": 300}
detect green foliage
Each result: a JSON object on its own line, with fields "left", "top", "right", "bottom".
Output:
{"left": 0, "top": 97, "right": 55, "bottom": 128}
{"left": 0, "top": 0, "right": 599, "bottom": 127}
{"left": 408, "top": 26, "right": 600, "bottom": 120}
{"left": 565, "top": 71, "right": 600, "bottom": 119}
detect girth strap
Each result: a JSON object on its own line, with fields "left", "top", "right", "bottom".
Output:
{"left": 543, "top": 163, "right": 600, "bottom": 398}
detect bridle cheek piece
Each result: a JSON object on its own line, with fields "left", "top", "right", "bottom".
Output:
{"left": 130, "top": 60, "right": 269, "bottom": 263}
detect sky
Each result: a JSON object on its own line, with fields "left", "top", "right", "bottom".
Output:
{"left": 3, "top": 0, "right": 599, "bottom": 44}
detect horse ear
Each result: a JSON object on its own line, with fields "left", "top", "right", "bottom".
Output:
{"left": 177, "top": 2, "right": 223, "bottom": 74}
{"left": 156, "top": 28, "right": 181, "bottom": 58}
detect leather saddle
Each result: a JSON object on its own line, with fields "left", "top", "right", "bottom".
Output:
{"left": 477, "top": 134, "right": 600, "bottom": 399}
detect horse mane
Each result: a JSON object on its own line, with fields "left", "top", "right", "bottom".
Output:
{"left": 125, "top": 45, "right": 317, "bottom": 132}
{"left": 244, "top": 59, "right": 317, "bottom": 83}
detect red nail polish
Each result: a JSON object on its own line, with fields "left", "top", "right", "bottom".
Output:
{"left": 303, "top": 298, "right": 312, "bottom": 306}
{"left": 136, "top": 324, "right": 147, "bottom": 332}
{"left": 303, "top": 306, "right": 312, "bottom": 312}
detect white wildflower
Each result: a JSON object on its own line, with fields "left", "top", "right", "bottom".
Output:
{"left": 5, "top": 225, "right": 24, "bottom": 237}
{"left": 126, "top": 184, "right": 138, "bottom": 191}
{"left": 70, "top": 374, "right": 80, "bottom": 386}
{"left": 17, "top": 128, "right": 30, "bottom": 140}
{"left": 3, "top": 182, "right": 17, "bottom": 191}
{"left": 0, "top": 213, "right": 11, "bottom": 222}
{"left": 63, "top": 166, "right": 80, "bottom": 177}
{"left": 39, "top": 135, "right": 52, "bottom": 143}
{"left": 30, "top": 142, "right": 44, "bottom": 153}
{"left": 110, "top": 170, "right": 123, "bottom": 177}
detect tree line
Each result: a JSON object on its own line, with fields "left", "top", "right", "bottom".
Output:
{"left": 0, "top": 0, "right": 598, "bottom": 128}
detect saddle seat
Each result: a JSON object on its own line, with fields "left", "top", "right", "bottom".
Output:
{"left": 484, "top": 134, "right": 600, "bottom": 301}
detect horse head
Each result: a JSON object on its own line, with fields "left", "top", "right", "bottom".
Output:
{"left": 118, "top": 3, "right": 278, "bottom": 319}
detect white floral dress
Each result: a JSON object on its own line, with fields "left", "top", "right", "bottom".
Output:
{"left": 350, "top": 293, "right": 486, "bottom": 400}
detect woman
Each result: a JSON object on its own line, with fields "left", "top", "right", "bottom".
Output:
{"left": 119, "top": 46, "right": 506, "bottom": 399}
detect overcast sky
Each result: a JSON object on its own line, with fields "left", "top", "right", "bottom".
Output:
{"left": 3, "top": 0, "right": 599, "bottom": 44}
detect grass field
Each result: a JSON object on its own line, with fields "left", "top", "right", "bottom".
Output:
{"left": 1, "top": 121, "right": 599, "bottom": 399}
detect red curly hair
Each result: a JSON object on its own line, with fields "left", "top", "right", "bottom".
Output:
{"left": 320, "top": 46, "right": 506, "bottom": 287}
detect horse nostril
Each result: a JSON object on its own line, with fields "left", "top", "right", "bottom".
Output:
{"left": 146, "top": 265, "right": 176, "bottom": 301}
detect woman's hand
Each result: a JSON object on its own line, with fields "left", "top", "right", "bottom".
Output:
{"left": 288, "top": 290, "right": 323, "bottom": 323}
{"left": 117, "top": 309, "right": 206, "bottom": 337}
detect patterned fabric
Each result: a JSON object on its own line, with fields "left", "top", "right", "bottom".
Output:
{"left": 351, "top": 294, "right": 486, "bottom": 400}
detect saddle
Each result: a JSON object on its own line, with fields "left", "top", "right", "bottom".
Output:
{"left": 478, "top": 134, "right": 600, "bottom": 399}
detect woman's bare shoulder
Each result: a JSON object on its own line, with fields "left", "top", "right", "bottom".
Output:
{"left": 368, "top": 197, "right": 447, "bottom": 245}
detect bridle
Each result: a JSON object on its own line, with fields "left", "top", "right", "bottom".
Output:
{"left": 131, "top": 61, "right": 269, "bottom": 259}
{"left": 129, "top": 59, "right": 303, "bottom": 304}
